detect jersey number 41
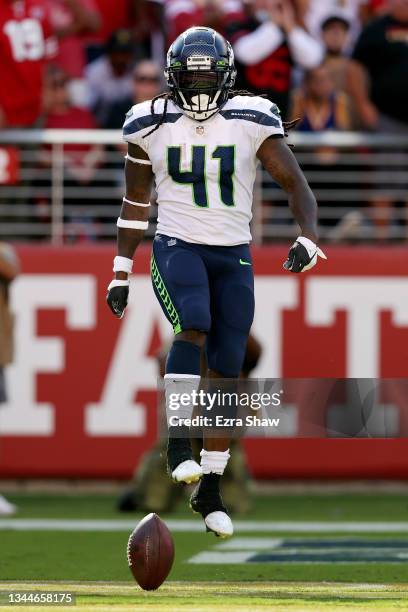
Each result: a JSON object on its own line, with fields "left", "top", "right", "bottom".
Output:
{"left": 167, "top": 145, "right": 235, "bottom": 208}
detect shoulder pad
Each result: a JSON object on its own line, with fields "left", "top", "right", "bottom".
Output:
{"left": 123, "top": 99, "right": 182, "bottom": 137}
{"left": 232, "top": 95, "right": 281, "bottom": 115}
{"left": 221, "top": 95, "right": 282, "bottom": 127}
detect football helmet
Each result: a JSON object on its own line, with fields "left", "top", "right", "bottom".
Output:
{"left": 165, "top": 27, "right": 236, "bottom": 122}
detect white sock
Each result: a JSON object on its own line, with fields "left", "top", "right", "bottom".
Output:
{"left": 164, "top": 373, "right": 201, "bottom": 426}
{"left": 200, "top": 449, "right": 230, "bottom": 475}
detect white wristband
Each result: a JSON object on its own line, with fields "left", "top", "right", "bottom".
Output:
{"left": 117, "top": 218, "right": 149, "bottom": 230}
{"left": 113, "top": 256, "right": 133, "bottom": 274}
{"left": 107, "top": 279, "right": 130, "bottom": 291}
{"left": 123, "top": 197, "right": 150, "bottom": 208}
{"left": 125, "top": 154, "right": 152, "bottom": 165}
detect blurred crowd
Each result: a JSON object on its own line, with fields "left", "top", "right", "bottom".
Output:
{"left": 1, "top": 0, "right": 408, "bottom": 240}
{"left": 2, "top": 0, "right": 407, "bottom": 131}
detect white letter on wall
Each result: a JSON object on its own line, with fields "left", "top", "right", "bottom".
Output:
{"left": 306, "top": 278, "right": 408, "bottom": 377}
{"left": 86, "top": 276, "right": 171, "bottom": 436}
{"left": 252, "top": 278, "right": 298, "bottom": 377}
{"left": 0, "top": 275, "right": 95, "bottom": 435}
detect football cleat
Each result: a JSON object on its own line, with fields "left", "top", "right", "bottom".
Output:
{"left": 167, "top": 435, "right": 202, "bottom": 484}
{"left": 190, "top": 473, "right": 233, "bottom": 538}
{"left": 203, "top": 511, "right": 233, "bottom": 539}
{"left": 171, "top": 459, "right": 203, "bottom": 484}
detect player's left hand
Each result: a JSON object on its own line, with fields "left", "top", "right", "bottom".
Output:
{"left": 107, "top": 279, "right": 130, "bottom": 318}
{"left": 283, "top": 236, "right": 327, "bottom": 273}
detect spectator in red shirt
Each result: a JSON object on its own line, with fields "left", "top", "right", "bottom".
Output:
{"left": 164, "top": 0, "right": 240, "bottom": 42}
{"left": 36, "top": 68, "right": 106, "bottom": 241}
{"left": 43, "top": 69, "right": 104, "bottom": 184}
{"left": 88, "top": 0, "right": 130, "bottom": 44}
{"left": 0, "top": 0, "right": 57, "bottom": 127}
{"left": 87, "top": 1, "right": 165, "bottom": 63}
{"left": 45, "top": 0, "right": 101, "bottom": 78}
{"left": 225, "top": 0, "right": 324, "bottom": 118}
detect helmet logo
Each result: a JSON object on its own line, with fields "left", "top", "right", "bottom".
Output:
{"left": 187, "top": 56, "right": 211, "bottom": 70}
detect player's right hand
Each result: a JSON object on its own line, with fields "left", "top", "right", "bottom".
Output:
{"left": 283, "top": 236, "right": 327, "bottom": 273}
{"left": 106, "top": 279, "right": 130, "bottom": 319}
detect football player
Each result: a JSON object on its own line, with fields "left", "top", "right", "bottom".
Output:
{"left": 107, "top": 26, "right": 325, "bottom": 538}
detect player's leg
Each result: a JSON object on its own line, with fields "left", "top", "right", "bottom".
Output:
{"left": 151, "top": 235, "right": 211, "bottom": 483}
{"left": 190, "top": 247, "right": 255, "bottom": 537}
{"left": 165, "top": 329, "right": 206, "bottom": 483}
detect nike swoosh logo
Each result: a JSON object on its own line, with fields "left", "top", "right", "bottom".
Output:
{"left": 239, "top": 259, "right": 252, "bottom": 266}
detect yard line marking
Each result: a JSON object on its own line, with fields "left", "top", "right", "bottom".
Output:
{"left": 190, "top": 537, "right": 408, "bottom": 565}
{"left": 218, "top": 537, "right": 408, "bottom": 550}
{"left": 216, "top": 538, "right": 283, "bottom": 550}
{"left": 2, "top": 519, "right": 408, "bottom": 532}
{"left": 188, "top": 552, "right": 254, "bottom": 564}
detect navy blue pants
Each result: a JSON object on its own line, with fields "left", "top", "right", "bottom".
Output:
{"left": 151, "top": 234, "right": 255, "bottom": 377}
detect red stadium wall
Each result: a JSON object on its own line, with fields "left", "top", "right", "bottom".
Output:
{"left": 1, "top": 244, "right": 408, "bottom": 479}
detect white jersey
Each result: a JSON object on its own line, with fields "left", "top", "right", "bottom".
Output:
{"left": 123, "top": 95, "right": 284, "bottom": 246}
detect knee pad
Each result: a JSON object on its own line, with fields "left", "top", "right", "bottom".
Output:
{"left": 220, "top": 283, "right": 255, "bottom": 333}
{"left": 207, "top": 333, "right": 248, "bottom": 378}
{"left": 181, "top": 296, "right": 211, "bottom": 332}
{"left": 206, "top": 284, "right": 255, "bottom": 377}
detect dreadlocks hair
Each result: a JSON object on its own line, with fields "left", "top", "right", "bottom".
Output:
{"left": 142, "top": 89, "right": 300, "bottom": 140}
{"left": 142, "top": 91, "right": 173, "bottom": 138}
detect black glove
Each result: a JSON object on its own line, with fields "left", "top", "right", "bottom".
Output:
{"left": 283, "top": 237, "right": 326, "bottom": 273}
{"left": 107, "top": 280, "right": 129, "bottom": 318}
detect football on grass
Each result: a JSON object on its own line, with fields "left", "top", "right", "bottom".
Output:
{"left": 127, "top": 513, "right": 175, "bottom": 590}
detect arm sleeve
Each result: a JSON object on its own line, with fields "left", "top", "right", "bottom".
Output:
{"left": 287, "top": 27, "right": 324, "bottom": 69}
{"left": 250, "top": 97, "right": 285, "bottom": 151}
{"left": 233, "top": 22, "right": 284, "bottom": 66}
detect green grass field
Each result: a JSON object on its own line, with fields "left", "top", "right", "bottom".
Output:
{"left": 1, "top": 582, "right": 408, "bottom": 611}
{"left": 1, "top": 491, "right": 408, "bottom": 610}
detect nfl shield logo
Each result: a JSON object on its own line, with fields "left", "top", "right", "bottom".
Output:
{"left": 196, "top": 126, "right": 205, "bottom": 136}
